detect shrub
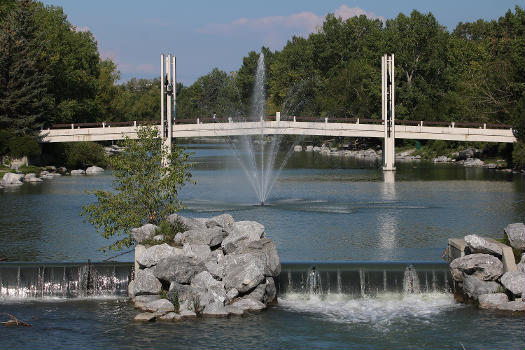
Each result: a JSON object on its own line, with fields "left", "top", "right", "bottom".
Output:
{"left": 6, "top": 135, "right": 41, "bottom": 158}
{"left": 512, "top": 142, "right": 525, "bottom": 170}
{"left": 167, "top": 289, "right": 180, "bottom": 312}
{"left": 65, "top": 142, "right": 107, "bottom": 169}
{"left": 141, "top": 220, "right": 188, "bottom": 246}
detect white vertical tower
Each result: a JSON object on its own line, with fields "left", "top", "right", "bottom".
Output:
{"left": 382, "top": 54, "right": 395, "bottom": 171}
{"left": 160, "top": 53, "right": 176, "bottom": 160}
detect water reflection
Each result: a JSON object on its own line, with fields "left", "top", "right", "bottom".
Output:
{"left": 378, "top": 172, "right": 398, "bottom": 255}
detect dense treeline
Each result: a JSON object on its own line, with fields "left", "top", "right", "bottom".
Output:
{"left": 0, "top": 1, "right": 523, "bottom": 166}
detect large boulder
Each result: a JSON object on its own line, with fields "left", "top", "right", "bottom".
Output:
{"left": 190, "top": 271, "right": 226, "bottom": 304}
{"left": 504, "top": 223, "right": 525, "bottom": 250}
{"left": 263, "top": 277, "right": 277, "bottom": 304}
{"left": 500, "top": 271, "right": 525, "bottom": 297}
{"left": 230, "top": 298, "right": 266, "bottom": 312}
{"left": 478, "top": 293, "right": 508, "bottom": 309}
{"left": 85, "top": 166, "right": 104, "bottom": 174}
{"left": 464, "top": 235, "right": 502, "bottom": 257}
{"left": 450, "top": 254, "right": 504, "bottom": 281}
{"left": 238, "top": 238, "right": 281, "bottom": 277}
{"left": 168, "top": 282, "right": 195, "bottom": 305}
{"left": 496, "top": 301, "right": 525, "bottom": 312}
{"left": 222, "top": 253, "right": 266, "bottom": 293}
{"left": 131, "top": 269, "right": 162, "bottom": 296}
{"left": 174, "top": 227, "right": 226, "bottom": 247}
{"left": 152, "top": 256, "right": 205, "bottom": 284}
{"left": 243, "top": 283, "right": 266, "bottom": 302}
{"left": 461, "top": 273, "right": 500, "bottom": 300}
{"left": 182, "top": 243, "right": 211, "bottom": 262}
{"left": 463, "top": 158, "right": 484, "bottom": 167}
{"left": 132, "top": 224, "right": 158, "bottom": 243}
{"left": 70, "top": 169, "right": 85, "bottom": 176}
{"left": 458, "top": 148, "right": 480, "bottom": 160}
{"left": 1, "top": 173, "right": 23, "bottom": 186}
{"left": 142, "top": 299, "right": 175, "bottom": 313}
{"left": 205, "top": 214, "right": 235, "bottom": 229}
{"left": 517, "top": 254, "right": 525, "bottom": 273}
{"left": 202, "top": 301, "right": 229, "bottom": 317}
{"left": 167, "top": 214, "right": 204, "bottom": 231}
{"left": 221, "top": 221, "right": 265, "bottom": 254}
{"left": 23, "top": 173, "right": 42, "bottom": 183}
{"left": 136, "top": 243, "right": 183, "bottom": 267}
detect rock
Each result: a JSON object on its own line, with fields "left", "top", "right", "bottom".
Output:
{"left": 225, "top": 288, "right": 239, "bottom": 302}
{"left": 221, "top": 221, "right": 265, "bottom": 254}
{"left": 205, "top": 214, "right": 235, "bottom": 229}
{"left": 433, "top": 155, "right": 450, "bottom": 163}
{"left": 158, "top": 312, "right": 183, "bottom": 321}
{"left": 153, "top": 256, "right": 205, "bottom": 284}
{"left": 0, "top": 173, "right": 23, "bottom": 186}
{"left": 175, "top": 227, "right": 226, "bottom": 247}
{"left": 244, "top": 283, "right": 266, "bottom": 302}
{"left": 179, "top": 308, "right": 197, "bottom": 318}
{"left": 143, "top": 299, "right": 175, "bottom": 313}
{"left": 500, "top": 271, "right": 525, "bottom": 297}
{"left": 238, "top": 238, "right": 281, "bottom": 277}
{"left": 131, "top": 224, "right": 158, "bottom": 243}
{"left": 294, "top": 145, "right": 302, "bottom": 152}
{"left": 167, "top": 214, "right": 204, "bottom": 231}
{"left": 23, "top": 173, "right": 42, "bottom": 183}
{"left": 263, "top": 277, "right": 277, "bottom": 304}
{"left": 202, "top": 301, "right": 229, "bottom": 317}
{"left": 70, "top": 169, "right": 86, "bottom": 175}
{"left": 133, "top": 295, "right": 161, "bottom": 304}
{"left": 504, "top": 223, "right": 525, "bottom": 250}
{"left": 464, "top": 235, "right": 502, "bottom": 257}
{"left": 478, "top": 293, "right": 508, "bottom": 309}
{"left": 168, "top": 282, "right": 195, "bottom": 305}
{"left": 191, "top": 271, "right": 226, "bottom": 304}
{"left": 305, "top": 145, "right": 313, "bottom": 152}
{"left": 205, "top": 258, "right": 224, "bottom": 279}
{"left": 496, "top": 301, "right": 525, "bottom": 312}
{"left": 222, "top": 253, "right": 266, "bottom": 293}
{"left": 132, "top": 269, "right": 162, "bottom": 295}
{"left": 128, "top": 280, "right": 136, "bottom": 298}
{"left": 57, "top": 167, "right": 67, "bottom": 173}
{"left": 153, "top": 235, "right": 164, "bottom": 241}
{"left": 458, "top": 148, "right": 480, "bottom": 160}
{"left": 45, "top": 165, "right": 57, "bottom": 171}
{"left": 85, "top": 166, "right": 104, "bottom": 174}
{"left": 463, "top": 158, "right": 484, "bottom": 167}
{"left": 450, "top": 254, "right": 504, "bottom": 281}
{"left": 517, "top": 255, "right": 525, "bottom": 273}
{"left": 461, "top": 273, "right": 500, "bottom": 300}
{"left": 183, "top": 243, "right": 211, "bottom": 262}
{"left": 133, "top": 312, "right": 157, "bottom": 322}
{"left": 224, "top": 305, "right": 244, "bottom": 316}
{"left": 136, "top": 243, "right": 183, "bottom": 267}
{"left": 231, "top": 298, "right": 266, "bottom": 312}
{"left": 313, "top": 146, "right": 322, "bottom": 152}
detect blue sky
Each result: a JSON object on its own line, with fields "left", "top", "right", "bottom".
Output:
{"left": 41, "top": 0, "right": 521, "bottom": 85}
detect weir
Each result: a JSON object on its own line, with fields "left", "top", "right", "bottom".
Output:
{"left": 0, "top": 261, "right": 451, "bottom": 299}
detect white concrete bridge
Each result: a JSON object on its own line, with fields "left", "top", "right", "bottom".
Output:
{"left": 39, "top": 115, "right": 516, "bottom": 144}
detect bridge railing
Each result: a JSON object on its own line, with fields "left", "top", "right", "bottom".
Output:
{"left": 48, "top": 117, "right": 513, "bottom": 130}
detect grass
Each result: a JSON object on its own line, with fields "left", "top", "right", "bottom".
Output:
{"left": 141, "top": 219, "right": 188, "bottom": 247}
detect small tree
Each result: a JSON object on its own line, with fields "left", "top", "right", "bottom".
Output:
{"left": 82, "top": 126, "right": 192, "bottom": 251}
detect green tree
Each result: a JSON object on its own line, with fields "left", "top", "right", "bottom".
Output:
{"left": 82, "top": 126, "right": 192, "bottom": 251}
{"left": 0, "top": 0, "right": 52, "bottom": 134}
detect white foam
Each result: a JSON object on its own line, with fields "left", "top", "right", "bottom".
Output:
{"left": 279, "top": 292, "right": 460, "bottom": 327}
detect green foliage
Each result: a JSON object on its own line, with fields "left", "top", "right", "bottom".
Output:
{"left": 82, "top": 126, "right": 193, "bottom": 251}
{"left": 65, "top": 141, "right": 106, "bottom": 169}
{"left": 512, "top": 142, "right": 525, "bottom": 170}
{"left": 7, "top": 134, "right": 40, "bottom": 158}
{"left": 141, "top": 219, "right": 187, "bottom": 246}
{"left": 18, "top": 165, "right": 41, "bottom": 174}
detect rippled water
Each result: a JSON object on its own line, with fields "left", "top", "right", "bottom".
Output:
{"left": 0, "top": 143, "right": 524, "bottom": 349}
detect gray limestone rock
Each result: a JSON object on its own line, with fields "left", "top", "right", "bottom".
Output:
{"left": 500, "top": 271, "right": 525, "bottom": 297}
{"left": 136, "top": 243, "right": 183, "bottom": 267}
{"left": 158, "top": 312, "right": 183, "bottom": 321}
{"left": 131, "top": 224, "right": 158, "bottom": 244}
{"left": 478, "top": 293, "right": 508, "bottom": 309}
{"left": 175, "top": 227, "right": 227, "bottom": 247}
{"left": 462, "top": 273, "right": 500, "bottom": 300}
{"left": 168, "top": 282, "right": 195, "bottom": 305}
{"left": 464, "top": 235, "right": 502, "bottom": 256}
{"left": 70, "top": 169, "right": 85, "bottom": 175}
{"left": 182, "top": 243, "right": 211, "bottom": 262}
{"left": 496, "top": 301, "right": 525, "bottom": 312}
{"left": 128, "top": 280, "right": 136, "bottom": 298}
{"left": 450, "top": 254, "right": 504, "bottom": 281}
{"left": 504, "top": 223, "right": 525, "bottom": 250}
{"left": 263, "top": 277, "right": 277, "bottom": 304}
{"left": 1, "top": 173, "right": 23, "bottom": 186}
{"left": 167, "top": 214, "right": 204, "bottom": 231}
{"left": 237, "top": 238, "right": 281, "bottom": 277}
{"left": 153, "top": 256, "right": 205, "bottom": 284}
{"left": 23, "top": 173, "right": 42, "bottom": 183}
{"left": 463, "top": 158, "right": 484, "bottom": 167}
{"left": 142, "top": 299, "right": 175, "bottom": 313}
{"left": 202, "top": 301, "right": 229, "bottom": 317}
{"left": 133, "top": 312, "right": 157, "bottom": 322}
{"left": 517, "top": 254, "right": 525, "bottom": 273}
{"left": 85, "top": 166, "right": 104, "bottom": 174}
{"left": 231, "top": 298, "right": 266, "bottom": 312}
{"left": 225, "top": 288, "right": 239, "bottom": 302}
{"left": 458, "top": 148, "right": 480, "bottom": 160}
{"left": 222, "top": 253, "right": 266, "bottom": 293}
{"left": 244, "top": 283, "right": 266, "bottom": 302}
{"left": 225, "top": 305, "right": 244, "bottom": 316}
{"left": 133, "top": 295, "right": 160, "bottom": 304}
{"left": 205, "top": 214, "right": 235, "bottom": 229}
{"left": 132, "top": 269, "right": 162, "bottom": 296}
{"left": 191, "top": 271, "right": 226, "bottom": 304}
{"left": 221, "top": 221, "right": 265, "bottom": 254}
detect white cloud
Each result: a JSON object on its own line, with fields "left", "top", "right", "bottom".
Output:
{"left": 197, "top": 5, "right": 383, "bottom": 50}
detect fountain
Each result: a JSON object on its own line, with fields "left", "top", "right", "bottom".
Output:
{"left": 230, "top": 52, "right": 299, "bottom": 205}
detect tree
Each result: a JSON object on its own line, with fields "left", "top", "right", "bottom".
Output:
{"left": 82, "top": 126, "right": 192, "bottom": 251}
{"left": 0, "top": 0, "right": 52, "bottom": 134}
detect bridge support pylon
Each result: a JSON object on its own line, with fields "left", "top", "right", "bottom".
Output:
{"left": 382, "top": 54, "right": 395, "bottom": 171}
{"left": 160, "top": 53, "right": 176, "bottom": 164}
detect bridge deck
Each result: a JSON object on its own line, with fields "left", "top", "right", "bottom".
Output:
{"left": 39, "top": 119, "right": 516, "bottom": 143}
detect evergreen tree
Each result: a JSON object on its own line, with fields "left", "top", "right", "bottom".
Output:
{"left": 0, "top": 0, "right": 51, "bottom": 134}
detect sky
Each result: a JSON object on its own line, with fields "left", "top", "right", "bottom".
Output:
{"left": 41, "top": 0, "right": 521, "bottom": 85}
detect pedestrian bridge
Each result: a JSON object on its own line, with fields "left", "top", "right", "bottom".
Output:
{"left": 40, "top": 115, "right": 516, "bottom": 144}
